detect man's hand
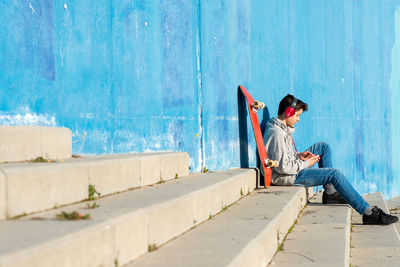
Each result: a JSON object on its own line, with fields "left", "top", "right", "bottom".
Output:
{"left": 299, "top": 151, "right": 314, "bottom": 160}
{"left": 306, "top": 155, "right": 320, "bottom": 168}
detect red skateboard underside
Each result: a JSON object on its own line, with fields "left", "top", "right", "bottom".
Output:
{"left": 239, "top": 85, "right": 272, "bottom": 187}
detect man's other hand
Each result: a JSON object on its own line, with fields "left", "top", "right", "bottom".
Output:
{"left": 306, "top": 155, "right": 320, "bottom": 168}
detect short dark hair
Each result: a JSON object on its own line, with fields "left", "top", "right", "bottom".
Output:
{"left": 278, "top": 94, "right": 308, "bottom": 116}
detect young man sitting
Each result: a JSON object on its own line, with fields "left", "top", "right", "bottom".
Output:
{"left": 263, "top": 94, "right": 398, "bottom": 225}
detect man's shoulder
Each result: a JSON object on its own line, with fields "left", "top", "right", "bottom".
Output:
{"left": 264, "top": 128, "right": 286, "bottom": 143}
{"left": 265, "top": 125, "right": 285, "bottom": 137}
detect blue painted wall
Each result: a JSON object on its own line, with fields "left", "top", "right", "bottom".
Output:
{"left": 1, "top": 1, "right": 400, "bottom": 198}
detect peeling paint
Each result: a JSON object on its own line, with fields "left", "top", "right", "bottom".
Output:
{"left": 29, "top": 3, "right": 35, "bottom": 14}
{"left": 0, "top": 112, "right": 56, "bottom": 127}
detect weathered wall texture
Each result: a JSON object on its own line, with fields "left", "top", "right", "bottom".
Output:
{"left": 1, "top": 1, "right": 400, "bottom": 198}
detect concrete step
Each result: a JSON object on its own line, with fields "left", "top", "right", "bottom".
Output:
{"left": 0, "top": 126, "right": 72, "bottom": 163}
{"left": 350, "top": 193, "right": 400, "bottom": 266}
{"left": 125, "top": 186, "right": 309, "bottom": 267}
{"left": 0, "top": 152, "right": 189, "bottom": 220}
{"left": 269, "top": 193, "right": 351, "bottom": 267}
{"left": 0, "top": 168, "right": 256, "bottom": 267}
{"left": 387, "top": 195, "right": 400, "bottom": 234}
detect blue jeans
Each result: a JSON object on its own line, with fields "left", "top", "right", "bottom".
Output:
{"left": 294, "top": 142, "right": 370, "bottom": 214}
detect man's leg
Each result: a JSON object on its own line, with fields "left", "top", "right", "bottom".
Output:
{"left": 295, "top": 167, "right": 399, "bottom": 224}
{"left": 294, "top": 167, "right": 369, "bottom": 214}
{"left": 305, "top": 142, "right": 336, "bottom": 194}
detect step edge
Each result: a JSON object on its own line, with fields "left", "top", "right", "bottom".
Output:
{"left": 0, "top": 169, "right": 256, "bottom": 266}
{"left": 229, "top": 187, "right": 308, "bottom": 267}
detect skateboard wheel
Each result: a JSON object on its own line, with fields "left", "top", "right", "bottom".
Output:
{"left": 253, "top": 101, "right": 265, "bottom": 110}
{"left": 265, "top": 159, "right": 279, "bottom": 168}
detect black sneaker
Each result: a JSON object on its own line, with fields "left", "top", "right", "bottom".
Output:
{"left": 322, "top": 191, "right": 348, "bottom": 204}
{"left": 363, "top": 206, "right": 399, "bottom": 225}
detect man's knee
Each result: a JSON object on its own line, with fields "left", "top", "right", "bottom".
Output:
{"left": 330, "top": 168, "right": 346, "bottom": 183}
{"left": 317, "top": 141, "right": 331, "bottom": 150}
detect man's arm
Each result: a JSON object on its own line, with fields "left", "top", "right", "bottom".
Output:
{"left": 265, "top": 133, "right": 309, "bottom": 175}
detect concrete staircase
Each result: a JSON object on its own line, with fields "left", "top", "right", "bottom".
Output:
{"left": 0, "top": 152, "right": 189, "bottom": 219}
{"left": 0, "top": 125, "right": 399, "bottom": 267}
{"left": 269, "top": 192, "right": 400, "bottom": 267}
{"left": 128, "top": 186, "right": 310, "bottom": 267}
{"left": 350, "top": 193, "right": 400, "bottom": 266}
{"left": 269, "top": 194, "right": 351, "bottom": 267}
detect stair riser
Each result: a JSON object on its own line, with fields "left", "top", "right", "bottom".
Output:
{"left": 0, "top": 153, "right": 189, "bottom": 219}
{"left": 229, "top": 189, "right": 307, "bottom": 267}
{"left": 0, "top": 223, "right": 116, "bottom": 267}
{"left": 0, "top": 172, "right": 5, "bottom": 220}
{"left": 0, "top": 170, "right": 256, "bottom": 267}
{"left": 6, "top": 163, "right": 89, "bottom": 218}
{"left": 0, "top": 126, "right": 72, "bottom": 163}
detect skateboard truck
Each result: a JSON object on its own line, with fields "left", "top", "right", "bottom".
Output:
{"left": 251, "top": 101, "right": 265, "bottom": 113}
{"left": 265, "top": 159, "right": 279, "bottom": 168}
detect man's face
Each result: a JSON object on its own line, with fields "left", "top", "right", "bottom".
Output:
{"left": 287, "top": 109, "right": 303, "bottom": 127}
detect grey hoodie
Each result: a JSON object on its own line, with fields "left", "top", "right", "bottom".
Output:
{"left": 262, "top": 117, "right": 308, "bottom": 185}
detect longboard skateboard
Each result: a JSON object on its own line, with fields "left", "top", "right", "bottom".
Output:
{"left": 239, "top": 85, "right": 278, "bottom": 187}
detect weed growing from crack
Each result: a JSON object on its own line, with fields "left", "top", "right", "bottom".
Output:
{"left": 88, "top": 184, "right": 101, "bottom": 200}
{"left": 56, "top": 211, "right": 91, "bottom": 220}
{"left": 29, "top": 157, "right": 54, "bottom": 163}
{"left": 148, "top": 244, "right": 157, "bottom": 252}
{"left": 288, "top": 220, "right": 297, "bottom": 233}
{"left": 86, "top": 202, "right": 100, "bottom": 209}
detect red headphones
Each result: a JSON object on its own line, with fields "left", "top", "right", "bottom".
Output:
{"left": 285, "top": 97, "right": 298, "bottom": 118}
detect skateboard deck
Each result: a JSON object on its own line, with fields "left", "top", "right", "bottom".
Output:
{"left": 239, "top": 85, "right": 278, "bottom": 187}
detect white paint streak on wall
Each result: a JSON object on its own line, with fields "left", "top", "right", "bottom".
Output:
{"left": 64, "top": 3, "right": 68, "bottom": 10}
{"left": 29, "top": 3, "right": 35, "bottom": 14}
{"left": 0, "top": 112, "right": 56, "bottom": 126}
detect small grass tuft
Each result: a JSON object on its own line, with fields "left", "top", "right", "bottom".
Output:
{"left": 29, "top": 157, "right": 54, "bottom": 163}
{"left": 208, "top": 214, "right": 213, "bottom": 220}
{"left": 288, "top": 219, "right": 297, "bottom": 233}
{"left": 86, "top": 202, "right": 100, "bottom": 209}
{"left": 88, "top": 184, "right": 101, "bottom": 200}
{"left": 175, "top": 173, "right": 179, "bottom": 179}
{"left": 148, "top": 244, "right": 157, "bottom": 252}
{"left": 240, "top": 188, "right": 244, "bottom": 196}
{"left": 55, "top": 211, "right": 91, "bottom": 220}
{"left": 202, "top": 167, "right": 209, "bottom": 173}
{"left": 221, "top": 205, "right": 228, "bottom": 212}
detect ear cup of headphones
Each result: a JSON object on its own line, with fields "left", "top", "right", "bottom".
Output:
{"left": 285, "top": 107, "right": 295, "bottom": 118}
